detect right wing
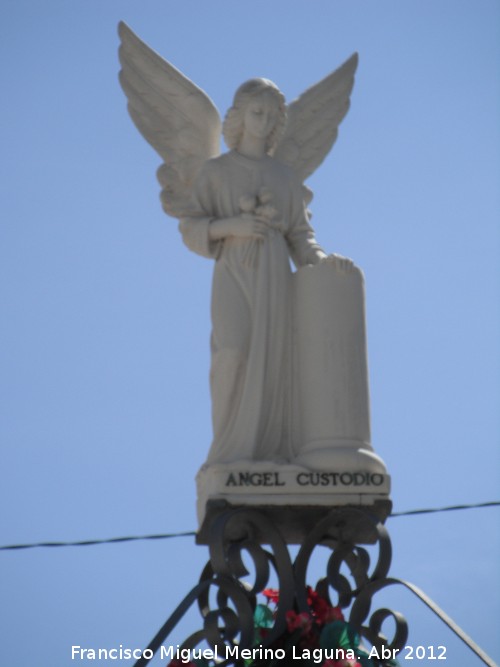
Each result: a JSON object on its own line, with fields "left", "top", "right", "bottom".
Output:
{"left": 118, "top": 22, "right": 222, "bottom": 218}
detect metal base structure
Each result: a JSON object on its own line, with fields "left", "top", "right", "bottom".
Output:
{"left": 134, "top": 507, "right": 497, "bottom": 667}
{"left": 196, "top": 500, "right": 393, "bottom": 545}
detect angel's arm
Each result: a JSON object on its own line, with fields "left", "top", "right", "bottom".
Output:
{"left": 180, "top": 163, "right": 269, "bottom": 257}
{"left": 178, "top": 163, "right": 222, "bottom": 259}
{"left": 286, "top": 176, "right": 355, "bottom": 271}
{"left": 288, "top": 217, "right": 354, "bottom": 271}
{"left": 285, "top": 181, "right": 327, "bottom": 268}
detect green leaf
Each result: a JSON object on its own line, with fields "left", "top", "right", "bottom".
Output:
{"left": 254, "top": 603, "right": 274, "bottom": 629}
{"left": 320, "top": 620, "right": 360, "bottom": 651}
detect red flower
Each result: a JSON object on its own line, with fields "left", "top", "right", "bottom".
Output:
{"left": 286, "top": 610, "right": 313, "bottom": 635}
{"left": 311, "top": 595, "right": 330, "bottom": 621}
{"left": 305, "top": 587, "right": 345, "bottom": 625}
{"left": 262, "top": 588, "right": 279, "bottom": 605}
{"left": 321, "top": 604, "right": 345, "bottom": 624}
{"left": 306, "top": 586, "right": 320, "bottom": 607}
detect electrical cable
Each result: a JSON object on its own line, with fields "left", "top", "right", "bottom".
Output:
{"left": 0, "top": 530, "right": 196, "bottom": 551}
{"left": 389, "top": 500, "right": 500, "bottom": 517}
{"left": 1, "top": 500, "right": 498, "bottom": 552}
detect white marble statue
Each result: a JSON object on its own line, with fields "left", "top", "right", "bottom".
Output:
{"left": 118, "top": 23, "right": 389, "bottom": 495}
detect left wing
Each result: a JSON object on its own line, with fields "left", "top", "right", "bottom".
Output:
{"left": 273, "top": 53, "right": 358, "bottom": 184}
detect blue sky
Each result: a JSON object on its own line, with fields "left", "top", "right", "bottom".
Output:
{"left": 1, "top": 1, "right": 499, "bottom": 665}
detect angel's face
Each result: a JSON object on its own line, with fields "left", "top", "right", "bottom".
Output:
{"left": 242, "top": 93, "right": 279, "bottom": 142}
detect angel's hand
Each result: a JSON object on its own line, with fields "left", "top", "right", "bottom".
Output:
{"left": 323, "top": 253, "right": 355, "bottom": 272}
{"left": 209, "top": 215, "right": 269, "bottom": 241}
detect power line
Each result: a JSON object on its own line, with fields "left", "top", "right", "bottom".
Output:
{"left": 389, "top": 500, "right": 500, "bottom": 517}
{"left": 1, "top": 501, "right": 498, "bottom": 552}
{"left": 0, "top": 530, "right": 196, "bottom": 551}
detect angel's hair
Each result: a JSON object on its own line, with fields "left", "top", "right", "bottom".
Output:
{"left": 223, "top": 78, "right": 287, "bottom": 153}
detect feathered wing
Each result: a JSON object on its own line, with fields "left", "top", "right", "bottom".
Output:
{"left": 273, "top": 53, "right": 358, "bottom": 190}
{"left": 118, "top": 22, "right": 222, "bottom": 218}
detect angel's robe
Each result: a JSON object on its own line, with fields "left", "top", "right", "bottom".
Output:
{"left": 180, "top": 150, "right": 323, "bottom": 464}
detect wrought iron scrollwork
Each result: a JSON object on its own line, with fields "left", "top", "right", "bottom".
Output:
{"left": 196, "top": 508, "right": 296, "bottom": 652}
{"left": 133, "top": 506, "right": 496, "bottom": 667}
{"left": 134, "top": 508, "right": 296, "bottom": 666}
{"left": 293, "top": 508, "right": 392, "bottom": 612}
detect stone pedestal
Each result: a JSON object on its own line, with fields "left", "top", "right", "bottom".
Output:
{"left": 196, "top": 461, "right": 390, "bottom": 540}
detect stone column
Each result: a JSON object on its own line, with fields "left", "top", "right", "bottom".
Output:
{"left": 292, "top": 259, "right": 387, "bottom": 475}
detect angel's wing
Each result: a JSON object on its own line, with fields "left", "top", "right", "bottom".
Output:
{"left": 273, "top": 53, "right": 358, "bottom": 186}
{"left": 118, "top": 22, "right": 221, "bottom": 218}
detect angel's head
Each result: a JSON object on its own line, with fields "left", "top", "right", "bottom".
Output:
{"left": 223, "top": 78, "right": 286, "bottom": 154}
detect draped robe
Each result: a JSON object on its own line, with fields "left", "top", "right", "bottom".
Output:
{"left": 180, "top": 150, "right": 323, "bottom": 464}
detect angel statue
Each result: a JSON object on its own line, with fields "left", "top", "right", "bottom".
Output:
{"left": 118, "top": 22, "right": 388, "bottom": 494}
